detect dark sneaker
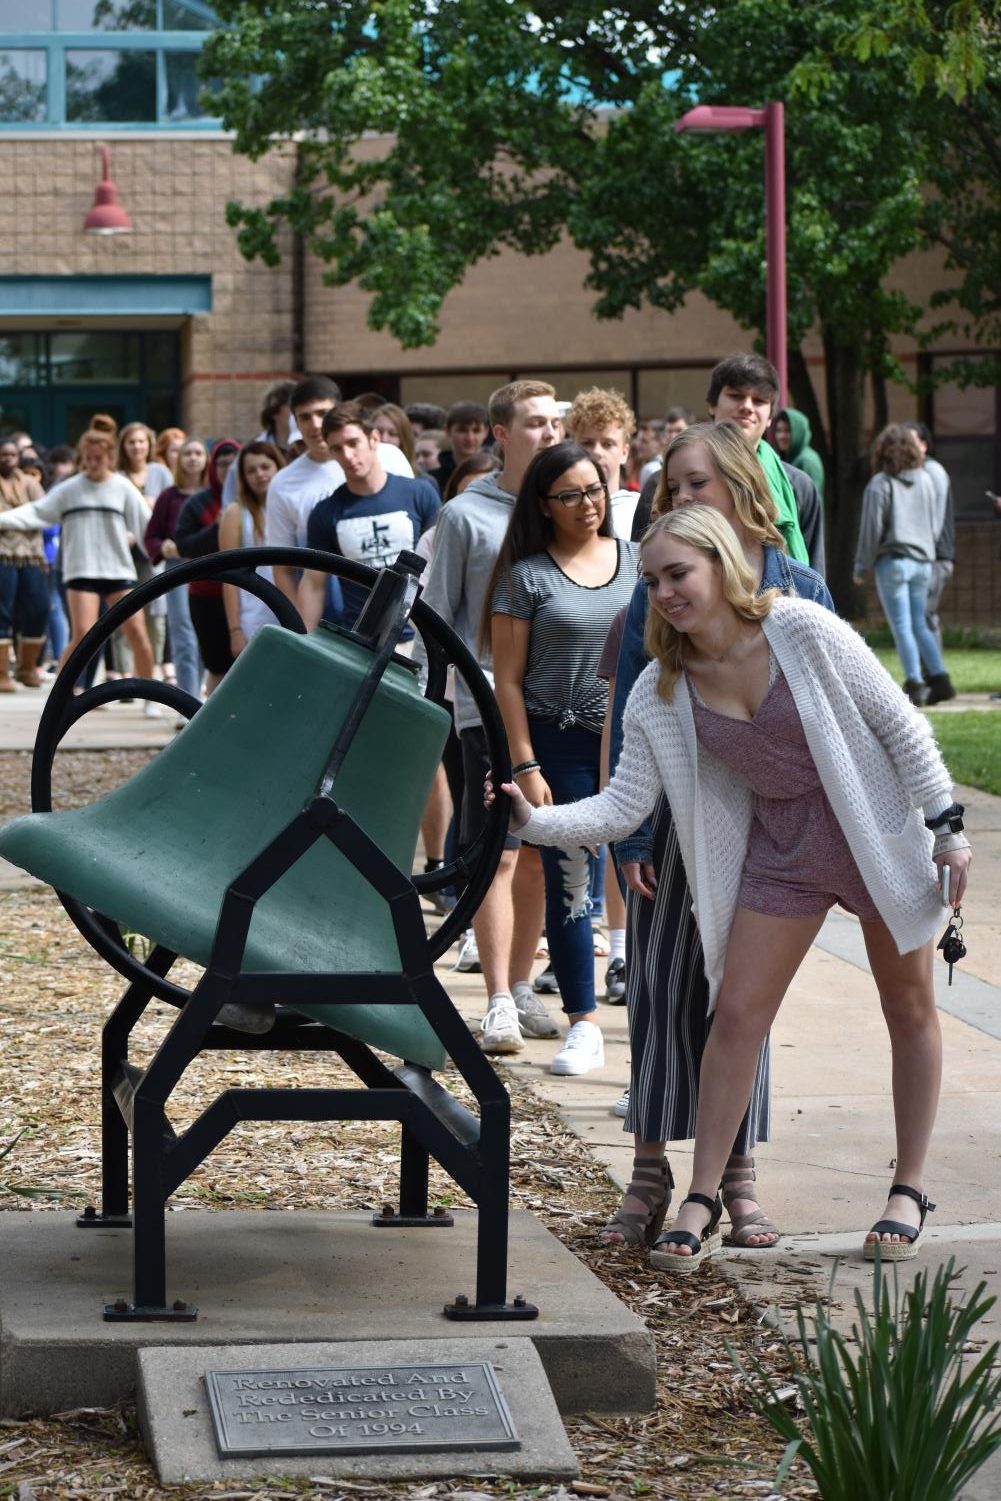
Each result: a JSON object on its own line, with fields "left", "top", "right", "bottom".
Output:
{"left": 604, "top": 957, "right": 626, "bottom": 1003}
{"left": 533, "top": 966, "right": 560, "bottom": 995}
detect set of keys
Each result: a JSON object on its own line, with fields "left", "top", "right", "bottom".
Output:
{"left": 937, "top": 907, "right": 966, "bottom": 986}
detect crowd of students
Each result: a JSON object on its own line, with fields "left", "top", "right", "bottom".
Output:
{"left": 0, "top": 356, "right": 969, "bottom": 1271}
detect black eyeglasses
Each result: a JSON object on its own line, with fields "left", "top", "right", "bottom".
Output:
{"left": 546, "top": 481, "right": 607, "bottom": 508}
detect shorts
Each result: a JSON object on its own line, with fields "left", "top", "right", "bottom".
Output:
{"left": 460, "top": 724, "right": 521, "bottom": 852}
{"left": 64, "top": 577, "right": 135, "bottom": 596}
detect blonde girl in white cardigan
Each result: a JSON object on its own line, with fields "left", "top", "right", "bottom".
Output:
{"left": 491, "top": 505, "right": 972, "bottom": 1273}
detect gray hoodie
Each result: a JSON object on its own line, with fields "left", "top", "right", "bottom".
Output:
{"left": 412, "top": 471, "right": 514, "bottom": 732}
{"left": 854, "top": 467, "right": 947, "bottom": 576}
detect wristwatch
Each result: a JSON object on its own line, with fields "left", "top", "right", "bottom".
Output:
{"left": 925, "top": 802, "right": 965, "bottom": 833}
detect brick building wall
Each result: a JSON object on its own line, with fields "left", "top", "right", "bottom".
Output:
{"left": 0, "top": 137, "right": 298, "bottom": 439}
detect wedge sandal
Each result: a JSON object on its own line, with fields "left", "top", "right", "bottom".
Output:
{"left": 864, "top": 1183, "right": 935, "bottom": 1261}
{"left": 599, "top": 1156, "right": 674, "bottom": 1248}
{"left": 649, "top": 1191, "right": 723, "bottom": 1275}
{"left": 721, "top": 1153, "right": 781, "bottom": 1248}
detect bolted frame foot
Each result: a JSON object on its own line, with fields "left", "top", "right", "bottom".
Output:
{"left": 77, "top": 1205, "right": 132, "bottom": 1229}
{"left": 103, "top": 1299, "right": 198, "bottom": 1322}
{"left": 443, "top": 1294, "right": 538, "bottom": 1321}
{"left": 372, "top": 1204, "right": 454, "bottom": 1228}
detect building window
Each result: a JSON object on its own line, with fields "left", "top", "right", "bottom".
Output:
{"left": 0, "top": 333, "right": 46, "bottom": 386}
{"left": 0, "top": 49, "right": 47, "bottom": 122}
{"left": 66, "top": 48, "right": 157, "bottom": 121}
{"left": 0, "top": 0, "right": 218, "bottom": 128}
{"left": 57, "top": 0, "right": 156, "bottom": 29}
{"left": 50, "top": 331, "right": 143, "bottom": 384}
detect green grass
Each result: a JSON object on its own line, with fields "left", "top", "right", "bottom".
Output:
{"left": 870, "top": 646, "right": 1001, "bottom": 694}
{"left": 927, "top": 712, "right": 1001, "bottom": 796}
{"left": 860, "top": 626, "right": 1001, "bottom": 794}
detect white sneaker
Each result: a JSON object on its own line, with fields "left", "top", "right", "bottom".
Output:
{"left": 143, "top": 700, "right": 164, "bottom": 718}
{"left": 453, "top": 930, "right": 481, "bottom": 973}
{"left": 480, "top": 997, "right": 523, "bottom": 1055}
{"left": 550, "top": 1020, "right": 604, "bottom": 1076}
{"left": 612, "top": 1086, "right": 630, "bottom": 1118}
{"left": 512, "top": 981, "right": 560, "bottom": 1039}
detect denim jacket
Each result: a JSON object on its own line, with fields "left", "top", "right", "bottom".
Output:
{"left": 610, "top": 546, "right": 835, "bottom": 867}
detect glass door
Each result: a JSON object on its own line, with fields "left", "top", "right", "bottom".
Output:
{"left": 48, "top": 389, "right": 143, "bottom": 447}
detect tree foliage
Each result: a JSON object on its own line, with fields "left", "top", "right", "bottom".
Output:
{"left": 202, "top": 0, "right": 1001, "bottom": 602}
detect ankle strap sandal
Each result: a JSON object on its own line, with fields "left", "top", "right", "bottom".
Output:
{"left": 649, "top": 1191, "right": 723, "bottom": 1275}
{"left": 863, "top": 1183, "right": 936, "bottom": 1262}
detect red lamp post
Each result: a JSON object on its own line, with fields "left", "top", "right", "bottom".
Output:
{"left": 83, "top": 145, "right": 134, "bottom": 236}
{"left": 675, "top": 102, "right": 787, "bottom": 408}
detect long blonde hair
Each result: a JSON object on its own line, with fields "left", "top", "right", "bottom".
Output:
{"left": 641, "top": 505, "right": 777, "bottom": 701}
{"left": 652, "top": 420, "right": 785, "bottom": 550}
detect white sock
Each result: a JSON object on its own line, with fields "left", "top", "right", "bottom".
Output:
{"left": 487, "top": 991, "right": 515, "bottom": 1011}
{"left": 608, "top": 929, "right": 626, "bottom": 964}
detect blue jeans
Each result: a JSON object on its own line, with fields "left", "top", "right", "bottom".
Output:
{"left": 0, "top": 562, "right": 49, "bottom": 638}
{"left": 164, "top": 559, "right": 203, "bottom": 699}
{"left": 47, "top": 567, "right": 68, "bottom": 661}
{"left": 530, "top": 717, "right": 601, "bottom": 1017}
{"left": 874, "top": 555, "right": 946, "bottom": 682}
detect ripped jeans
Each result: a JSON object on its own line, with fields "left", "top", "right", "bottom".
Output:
{"left": 530, "top": 717, "right": 601, "bottom": 1017}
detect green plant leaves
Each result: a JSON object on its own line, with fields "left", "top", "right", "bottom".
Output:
{"left": 731, "top": 1256, "right": 1001, "bottom": 1500}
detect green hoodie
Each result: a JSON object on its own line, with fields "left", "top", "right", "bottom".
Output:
{"left": 755, "top": 439, "right": 809, "bottom": 563}
{"left": 778, "top": 408, "right": 825, "bottom": 499}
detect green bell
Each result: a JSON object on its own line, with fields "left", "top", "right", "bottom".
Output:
{"left": 0, "top": 622, "right": 452, "bottom": 1068}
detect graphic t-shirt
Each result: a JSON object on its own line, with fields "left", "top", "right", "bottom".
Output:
{"left": 306, "top": 473, "right": 440, "bottom": 628}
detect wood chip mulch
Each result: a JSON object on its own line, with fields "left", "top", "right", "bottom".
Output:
{"left": 0, "top": 750, "right": 817, "bottom": 1501}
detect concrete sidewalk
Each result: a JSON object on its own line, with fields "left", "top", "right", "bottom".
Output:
{"left": 0, "top": 673, "right": 175, "bottom": 753}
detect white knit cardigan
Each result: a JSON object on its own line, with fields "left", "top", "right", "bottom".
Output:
{"left": 522, "top": 597, "right": 954, "bottom": 1010}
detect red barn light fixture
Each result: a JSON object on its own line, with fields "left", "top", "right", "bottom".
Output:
{"left": 83, "top": 145, "right": 133, "bottom": 236}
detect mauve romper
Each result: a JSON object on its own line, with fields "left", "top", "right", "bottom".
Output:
{"left": 688, "top": 658, "right": 880, "bottom": 921}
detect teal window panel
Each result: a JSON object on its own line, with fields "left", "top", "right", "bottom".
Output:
{"left": 58, "top": 0, "right": 156, "bottom": 29}
{"left": 66, "top": 47, "right": 157, "bottom": 120}
{"left": 0, "top": 276, "right": 213, "bottom": 316}
{"left": 0, "top": 0, "right": 220, "bottom": 126}
{"left": 0, "top": 48, "right": 47, "bottom": 121}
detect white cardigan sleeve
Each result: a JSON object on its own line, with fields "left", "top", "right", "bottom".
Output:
{"left": 774, "top": 597, "right": 954, "bottom": 816}
{"left": 804, "top": 607, "right": 954, "bottom": 811}
{"left": 522, "top": 698, "right": 663, "bottom": 849}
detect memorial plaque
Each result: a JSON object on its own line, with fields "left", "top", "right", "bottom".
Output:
{"left": 205, "top": 1361, "right": 519, "bottom": 1459}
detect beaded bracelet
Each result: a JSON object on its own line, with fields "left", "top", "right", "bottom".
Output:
{"left": 512, "top": 760, "right": 540, "bottom": 779}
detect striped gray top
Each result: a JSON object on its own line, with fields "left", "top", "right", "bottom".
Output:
{"left": 492, "top": 540, "right": 640, "bottom": 734}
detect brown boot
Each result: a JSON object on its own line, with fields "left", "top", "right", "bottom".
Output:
{"left": 14, "top": 636, "right": 46, "bottom": 688}
{"left": 0, "top": 640, "right": 15, "bottom": 692}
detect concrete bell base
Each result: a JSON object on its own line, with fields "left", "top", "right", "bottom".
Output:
{"left": 0, "top": 1208, "right": 655, "bottom": 1419}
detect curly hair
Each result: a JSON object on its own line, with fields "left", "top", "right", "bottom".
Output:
{"left": 872, "top": 422, "right": 923, "bottom": 477}
{"left": 565, "top": 386, "right": 636, "bottom": 443}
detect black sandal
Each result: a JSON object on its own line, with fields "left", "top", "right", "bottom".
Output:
{"left": 649, "top": 1191, "right": 723, "bottom": 1275}
{"left": 863, "top": 1183, "right": 936, "bottom": 1262}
